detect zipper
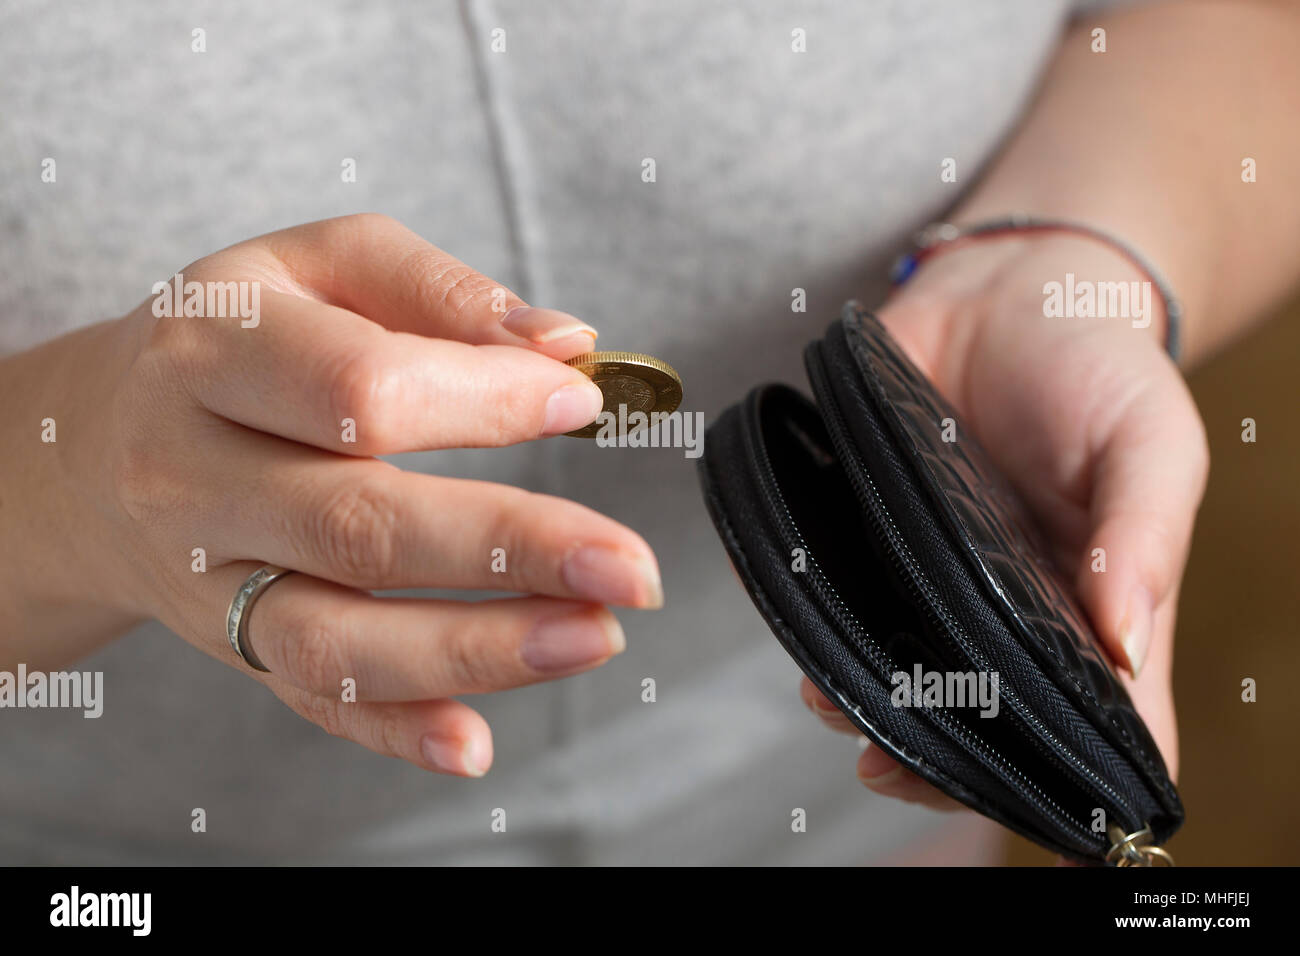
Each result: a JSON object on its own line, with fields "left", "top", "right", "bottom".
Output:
{"left": 804, "top": 342, "right": 1146, "bottom": 839}
{"left": 739, "top": 392, "right": 1101, "bottom": 854}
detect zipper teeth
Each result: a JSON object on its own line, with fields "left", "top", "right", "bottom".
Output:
{"left": 807, "top": 350, "right": 1142, "bottom": 832}
{"left": 742, "top": 402, "right": 1094, "bottom": 849}
{"left": 863, "top": 465, "right": 1140, "bottom": 826}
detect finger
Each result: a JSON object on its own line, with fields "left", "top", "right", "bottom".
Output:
{"left": 274, "top": 684, "right": 495, "bottom": 777}
{"left": 799, "top": 677, "right": 860, "bottom": 735}
{"left": 187, "top": 424, "right": 662, "bottom": 604}
{"left": 1074, "top": 377, "right": 1208, "bottom": 678}
{"left": 227, "top": 213, "right": 597, "bottom": 357}
{"left": 1118, "top": 582, "right": 1181, "bottom": 780}
{"left": 170, "top": 289, "right": 604, "bottom": 452}
{"left": 195, "top": 563, "right": 626, "bottom": 700}
{"left": 856, "top": 744, "right": 965, "bottom": 812}
{"left": 248, "top": 581, "right": 625, "bottom": 701}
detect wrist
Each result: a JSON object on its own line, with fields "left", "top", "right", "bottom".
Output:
{"left": 0, "top": 320, "right": 149, "bottom": 647}
{"left": 888, "top": 229, "right": 1172, "bottom": 358}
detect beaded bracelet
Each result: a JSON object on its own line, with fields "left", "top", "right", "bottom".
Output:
{"left": 889, "top": 215, "right": 1182, "bottom": 363}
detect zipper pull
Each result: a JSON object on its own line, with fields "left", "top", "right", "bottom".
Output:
{"left": 1106, "top": 823, "right": 1175, "bottom": 866}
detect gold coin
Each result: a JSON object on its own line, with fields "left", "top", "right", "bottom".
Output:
{"left": 562, "top": 351, "right": 683, "bottom": 438}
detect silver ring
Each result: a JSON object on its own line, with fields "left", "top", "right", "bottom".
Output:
{"left": 226, "top": 564, "right": 294, "bottom": 672}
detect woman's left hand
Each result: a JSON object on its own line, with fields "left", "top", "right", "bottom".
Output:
{"left": 800, "top": 234, "right": 1208, "bottom": 822}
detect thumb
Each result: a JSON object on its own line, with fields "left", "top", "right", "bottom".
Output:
{"left": 1074, "top": 378, "right": 1208, "bottom": 678}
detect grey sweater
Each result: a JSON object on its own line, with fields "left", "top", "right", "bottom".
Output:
{"left": 0, "top": 0, "right": 1127, "bottom": 864}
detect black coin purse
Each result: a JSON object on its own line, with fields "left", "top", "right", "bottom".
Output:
{"left": 697, "top": 304, "right": 1183, "bottom": 864}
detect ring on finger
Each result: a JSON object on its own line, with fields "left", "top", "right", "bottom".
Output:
{"left": 226, "top": 564, "right": 295, "bottom": 672}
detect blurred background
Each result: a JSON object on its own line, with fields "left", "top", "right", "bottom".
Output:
{"left": 1006, "top": 297, "right": 1300, "bottom": 866}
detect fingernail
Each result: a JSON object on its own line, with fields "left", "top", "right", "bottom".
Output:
{"left": 541, "top": 382, "right": 604, "bottom": 436}
{"left": 502, "top": 306, "right": 597, "bottom": 344}
{"left": 1119, "top": 589, "right": 1153, "bottom": 678}
{"left": 857, "top": 766, "right": 904, "bottom": 788}
{"left": 420, "top": 734, "right": 486, "bottom": 777}
{"left": 805, "top": 691, "right": 839, "bottom": 715}
{"left": 562, "top": 545, "right": 664, "bottom": 609}
{"left": 521, "top": 611, "right": 626, "bottom": 674}
{"left": 464, "top": 735, "right": 490, "bottom": 777}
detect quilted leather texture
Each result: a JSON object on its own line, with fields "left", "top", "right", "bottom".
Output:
{"left": 838, "top": 306, "right": 1178, "bottom": 807}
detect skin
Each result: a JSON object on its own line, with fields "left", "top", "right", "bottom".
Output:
{"left": 2, "top": 0, "right": 1298, "bottom": 858}
{"left": 0, "top": 213, "right": 663, "bottom": 777}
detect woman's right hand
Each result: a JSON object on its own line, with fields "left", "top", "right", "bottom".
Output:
{"left": 1, "top": 214, "right": 662, "bottom": 777}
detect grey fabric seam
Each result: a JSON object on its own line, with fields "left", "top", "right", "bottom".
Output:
{"left": 459, "top": 0, "right": 578, "bottom": 766}
{"left": 459, "top": 0, "right": 549, "bottom": 305}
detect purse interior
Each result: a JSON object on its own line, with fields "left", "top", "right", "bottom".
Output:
{"left": 755, "top": 386, "right": 1124, "bottom": 857}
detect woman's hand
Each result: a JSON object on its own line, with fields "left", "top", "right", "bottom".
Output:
{"left": 1, "top": 213, "right": 663, "bottom": 777}
{"left": 800, "top": 234, "right": 1208, "bottom": 813}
